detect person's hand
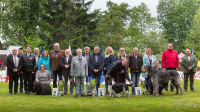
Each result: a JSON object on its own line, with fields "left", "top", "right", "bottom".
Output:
{"left": 21, "top": 71, "right": 23, "bottom": 74}
{"left": 104, "top": 67, "right": 106, "bottom": 71}
{"left": 85, "top": 75, "right": 87, "bottom": 78}
{"left": 176, "top": 68, "right": 178, "bottom": 71}
{"left": 96, "top": 69, "right": 99, "bottom": 72}
{"left": 36, "top": 80, "right": 39, "bottom": 82}
{"left": 163, "top": 68, "right": 166, "bottom": 71}
{"left": 188, "top": 67, "right": 192, "bottom": 70}
{"left": 13, "top": 69, "right": 16, "bottom": 72}
{"left": 47, "top": 82, "right": 49, "bottom": 84}
{"left": 32, "top": 72, "right": 35, "bottom": 74}
{"left": 93, "top": 69, "right": 97, "bottom": 72}
{"left": 130, "top": 81, "right": 133, "bottom": 85}
{"left": 50, "top": 69, "right": 53, "bottom": 71}
{"left": 121, "top": 70, "right": 124, "bottom": 74}
{"left": 106, "top": 75, "right": 108, "bottom": 77}
{"left": 65, "top": 65, "right": 69, "bottom": 69}
{"left": 15, "top": 69, "right": 18, "bottom": 72}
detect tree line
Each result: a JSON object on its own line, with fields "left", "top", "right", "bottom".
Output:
{"left": 0, "top": 0, "right": 200, "bottom": 58}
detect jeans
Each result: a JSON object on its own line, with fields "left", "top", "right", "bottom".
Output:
{"left": 131, "top": 72, "right": 141, "bottom": 93}
{"left": 164, "top": 68, "right": 175, "bottom": 91}
{"left": 52, "top": 70, "right": 62, "bottom": 88}
{"left": 86, "top": 75, "right": 93, "bottom": 93}
{"left": 105, "top": 79, "right": 108, "bottom": 91}
{"left": 19, "top": 73, "right": 24, "bottom": 92}
{"left": 75, "top": 77, "right": 84, "bottom": 95}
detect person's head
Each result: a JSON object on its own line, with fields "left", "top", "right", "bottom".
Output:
{"left": 42, "top": 50, "right": 49, "bottom": 57}
{"left": 26, "top": 45, "right": 31, "bottom": 53}
{"left": 94, "top": 46, "right": 100, "bottom": 54}
{"left": 54, "top": 43, "right": 60, "bottom": 51}
{"left": 105, "top": 46, "right": 114, "bottom": 55}
{"left": 119, "top": 47, "right": 125, "bottom": 55}
{"left": 168, "top": 43, "right": 173, "bottom": 50}
{"left": 146, "top": 48, "right": 153, "bottom": 55}
{"left": 18, "top": 47, "right": 23, "bottom": 55}
{"left": 133, "top": 47, "right": 138, "bottom": 55}
{"left": 76, "top": 48, "right": 82, "bottom": 57}
{"left": 84, "top": 46, "right": 90, "bottom": 54}
{"left": 40, "top": 64, "right": 46, "bottom": 71}
{"left": 122, "top": 58, "right": 128, "bottom": 66}
{"left": 154, "top": 60, "right": 159, "bottom": 68}
{"left": 12, "top": 48, "right": 18, "bottom": 55}
{"left": 34, "top": 48, "right": 39, "bottom": 55}
{"left": 65, "top": 49, "right": 70, "bottom": 56}
{"left": 186, "top": 49, "right": 191, "bottom": 56}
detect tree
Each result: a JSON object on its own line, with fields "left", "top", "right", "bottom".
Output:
{"left": 184, "top": 7, "right": 200, "bottom": 58}
{"left": 157, "top": 0, "right": 200, "bottom": 53}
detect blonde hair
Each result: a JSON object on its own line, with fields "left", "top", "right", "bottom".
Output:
{"left": 105, "top": 46, "right": 114, "bottom": 55}
{"left": 117, "top": 47, "right": 127, "bottom": 59}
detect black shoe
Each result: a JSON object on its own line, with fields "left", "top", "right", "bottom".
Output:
{"left": 150, "top": 90, "right": 153, "bottom": 95}
{"left": 74, "top": 94, "right": 78, "bottom": 98}
{"left": 15, "top": 93, "right": 18, "bottom": 94}
{"left": 132, "top": 92, "right": 135, "bottom": 95}
{"left": 70, "top": 93, "right": 73, "bottom": 95}
{"left": 159, "top": 91, "right": 164, "bottom": 95}
{"left": 24, "top": 91, "right": 28, "bottom": 94}
{"left": 81, "top": 94, "right": 86, "bottom": 97}
{"left": 105, "top": 90, "right": 109, "bottom": 95}
{"left": 191, "top": 89, "right": 196, "bottom": 91}
{"left": 20, "top": 91, "right": 23, "bottom": 93}
{"left": 9, "top": 93, "right": 12, "bottom": 95}
{"left": 64, "top": 93, "right": 67, "bottom": 95}
{"left": 29, "top": 92, "right": 33, "bottom": 94}
{"left": 183, "top": 89, "right": 187, "bottom": 92}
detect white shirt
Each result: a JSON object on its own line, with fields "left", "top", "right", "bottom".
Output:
{"left": 13, "top": 55, "right": 18, "bottom": 68}
{"left": 27, "top": 53, "right": 30, "bottom": 57}
{"left": 66, "top": 55, "right": 69, "bottom": 63}
{"left": 188, "top": 56, "right": 190, "bottom": 62}
{"left": 35, "top": 56, "right": 39, "bottom": 66}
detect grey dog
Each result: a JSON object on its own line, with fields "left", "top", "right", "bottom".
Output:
{"left": 141, "top": 65, "right": 183, "bottom": 97}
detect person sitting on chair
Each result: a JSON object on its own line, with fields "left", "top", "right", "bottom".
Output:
{"left": 35, "top": 64, "right": 51, "bottom": 84}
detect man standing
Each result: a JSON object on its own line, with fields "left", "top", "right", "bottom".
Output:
{"left": 181, "top": 49, "right": 197, "bottom": 92}
{"left": 59, "top": 49, "right": 73, "bottom": 95}
{"left": 70, "top": 48, "right": 88, "bottom": 98}
{"left": 162, "top": 43, "right": 179, "bottom": 92}
{"left": 32, "top": 48, "right": 42, "bottom": 92}
{"left": 49, "top": 43, "right": 65, "bottom": 88}
{"left": 18, "top": 47, "right": 24, "bottom": 93}
{"left": 6, "top": 48, "right": 23, "bottom": 95}
{"left": 129, "top": 47, "right": 143, "bottom": 95}
{"left": 21, "top": 46, "right": 36, "bottom": 94}
{"left": 82, "top": 46, "right": 92, "bottom": 94}
{"left": 88, "top": 46, "right": 104, "bottom": 94}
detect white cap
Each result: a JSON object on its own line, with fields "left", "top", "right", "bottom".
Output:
{"left": 54, "top": 43, "right": 60, "bottom": 46}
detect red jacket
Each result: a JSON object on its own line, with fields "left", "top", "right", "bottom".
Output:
{"left": 161, "top": 49, "right": 179, "bottom": 68}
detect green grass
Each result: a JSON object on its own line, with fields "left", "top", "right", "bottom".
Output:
{"left": 0, "top": 80, "right": 200, "bottom": 112}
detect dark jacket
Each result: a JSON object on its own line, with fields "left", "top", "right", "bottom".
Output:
{"left": 116, "top": 55, "right": 129, "bottom": 68}
{"left": 6, "top": 55, "right": 23, "bottom": 76}
{"left": 106, "top": 60, "right": 130, "bottom": 82}
{"left": 49, "top": 50, "right": 65, "bottom": 71}
{"left": 59, "top": 55, "right": 73, "bottom": 77}
{"left": 148, "top": 67, "right": 162, "bottom": 87}
{"left": 103, "top": 55, "right": 115, "bottom": 75}
{"left": 129, "top": 53, "right": 143, "bottom": 73}
{"left": 88, "top": 53, "right": 104, "bottom": 77}
{"left": 21, "top": 53, "right": 36, "bottom": 72}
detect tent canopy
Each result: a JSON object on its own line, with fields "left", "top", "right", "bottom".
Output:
{"left": 178, "top": 52, "right": 185, "bottom": 59}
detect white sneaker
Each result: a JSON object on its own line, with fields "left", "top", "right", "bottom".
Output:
{"left": 118, "top": 93, "right": 121, "bottom": 97}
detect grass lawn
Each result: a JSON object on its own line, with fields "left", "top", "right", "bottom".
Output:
{"left": 0, "top": 80, "right": 199, "bottom": 112}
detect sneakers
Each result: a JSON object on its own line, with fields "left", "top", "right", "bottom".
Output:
{"left": 81, "top": 94, "right": 86, "bottom": 97}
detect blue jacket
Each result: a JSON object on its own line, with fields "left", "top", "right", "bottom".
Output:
{"left": 103, "top": 55, "right": 115, "bottom": 75}
{"left": 148, "top": 67, "right": 162, "bottom": 87}
{"left": 38, "top": 56, "right": 52, "bottom": 74}
{"left": 88, "top": 53, "right": 104, "bottom": 76}
{"left": 142, "top": 54, "right": 157, "bottom": 78}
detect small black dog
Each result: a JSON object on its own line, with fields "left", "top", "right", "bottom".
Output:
{"left": 106, "top": 75, "right": 131, "bottom": 98}
{"left": 34, "top": 82, "right": 52, "bottom": 95}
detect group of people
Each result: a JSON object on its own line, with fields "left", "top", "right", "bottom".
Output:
{"left": 6, "top": 43, "right": 197, "bottom": 98}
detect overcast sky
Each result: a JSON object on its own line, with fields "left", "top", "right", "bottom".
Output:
{"left": 0, "top": 0, "right": 159, "bottom": 42}
{"left": 90, "top": 0, "right": 159, "bottom": 17}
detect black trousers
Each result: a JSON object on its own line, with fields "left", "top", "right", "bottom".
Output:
{"left": 24, "top": 71, "right": 32, "bottom": 93}
{"left": 9, "top": 74, "right": 19, "bottom": 94}
{"left": 19, "top": 72, "right": 24, "bottom": 92}
{"left": 31, "top": 73, "right": 36, "bottom": 92}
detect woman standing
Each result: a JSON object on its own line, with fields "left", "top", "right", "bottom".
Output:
{"left": 103, "top": 46, "right": 115, "bottom": 95}
{"left": 38, "top": 50, "right": 52, "bottom": 74}
{"left": 116, "top": 47, "right": 129, "bottom": 83}
{"left": 142, "top": 48, "right": 156, "bottom": 92}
